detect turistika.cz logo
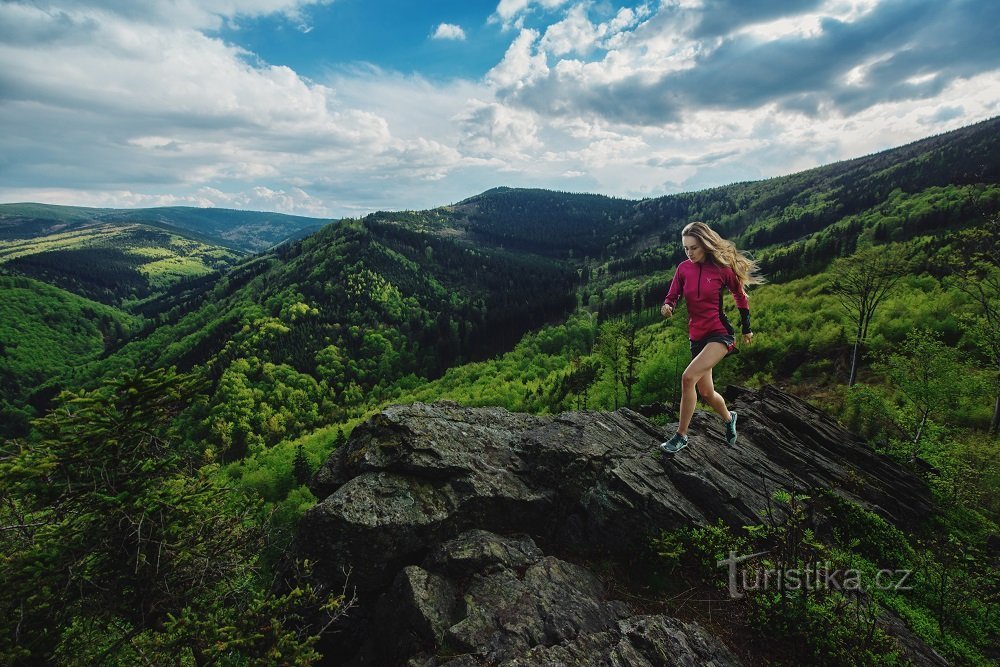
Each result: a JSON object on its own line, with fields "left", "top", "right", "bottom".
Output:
{"left": 717, "top": 550, "right": 914, "bottom": 599}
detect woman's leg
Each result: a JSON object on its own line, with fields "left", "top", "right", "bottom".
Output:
{"left": 677, "top": 342, "right": 729, "bottom": 435}
{"left": 695, "top": 365, "right": 732, "bottom": 423}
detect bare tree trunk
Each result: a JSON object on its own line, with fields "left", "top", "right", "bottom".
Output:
{"left": 847, "top": 340, "right": 861, "bottom": 387}
{"left": 848, "top": 329, "right": 863, "bottom": 387}
{"left": 911, "top": 412, "right": 930, "bottom": 463}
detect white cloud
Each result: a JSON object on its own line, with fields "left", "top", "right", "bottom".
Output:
{"left": 539, "top": 5, "right": 597, "bottom": 56}
{"left": 456, "top": 100, "right": 543, "bottom": 159}
{"left": 15, "top": 0, "right": 333, "bottom": 30}
{"left": 492, "top": 0, "right": 572, "bottom": 30}
{"left": 486, "top": 28, "right": 549, "bottom": 90}
{"left": 494, "top": 0, "right": 531, "bottom": 26}
{"left": 0, "top": 1, "right": 406, "bottom": 215}
{"left": 432, "top": 23, "right": 466, "bottom": 41}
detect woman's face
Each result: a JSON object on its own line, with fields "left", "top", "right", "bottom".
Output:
{"left": 682, "top": 235, "right": 706, "bottom": 263}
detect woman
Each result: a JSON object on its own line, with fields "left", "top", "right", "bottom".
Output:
{"left": 659, "top": 222, "right": 763, "bottom": 453}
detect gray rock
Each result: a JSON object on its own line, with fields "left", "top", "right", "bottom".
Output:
{"left": 363, "top": 565, "right": 458, "bottom": 665}
{"left": 294, "top": 385, "right": 936, "bottom": 665}
{"left": 362, "top": 530, "right": 742, "bottom": 667}
{"left": 500, "top": 615, "right": 745, "bottom": 667}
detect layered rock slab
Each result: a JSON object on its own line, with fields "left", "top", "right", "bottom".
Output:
{"left": 295, "top": 385, "right": 934, "bottom": 664}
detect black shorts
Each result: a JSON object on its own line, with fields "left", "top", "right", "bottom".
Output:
{"left": 690, "top": 334, "right": 738, "bottom": 359}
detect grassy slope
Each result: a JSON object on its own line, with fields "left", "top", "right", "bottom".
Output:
{"left": 0, "top": 275, "right": 139, "bottom": 423}
{"left": 0, "top": 222, "right": 244, "bottom": 305}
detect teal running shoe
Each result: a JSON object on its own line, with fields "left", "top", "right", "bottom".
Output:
{"left": 726, "top": 412, "right": 738, "bottom": 446}
{"left": 660, "top": 433, "right": 689, "bottom": 454}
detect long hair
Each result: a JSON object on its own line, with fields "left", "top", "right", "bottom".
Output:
{"left": 682, "top": 221, "right": 765, "bottom": 287}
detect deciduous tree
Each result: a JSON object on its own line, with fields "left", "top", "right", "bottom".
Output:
{"left": 829, "top": 244, "right": 910, "bottom": 386}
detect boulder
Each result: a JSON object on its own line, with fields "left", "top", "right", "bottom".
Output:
{"left": 353, "top": 530, "right": 742, "bottom": 667}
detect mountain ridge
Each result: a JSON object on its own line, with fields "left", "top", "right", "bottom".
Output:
{"left": 0, "top": 202, "right": 331, "bottom": 253}
{"left": 0, "top": 116, "right": 1000, "bottom": 275}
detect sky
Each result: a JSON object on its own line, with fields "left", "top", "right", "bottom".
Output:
{"left": 1, "top": 0, "right": 999, "bottom": 219}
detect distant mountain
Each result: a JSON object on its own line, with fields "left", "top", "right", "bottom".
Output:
{"left": 0, "top": 203, "right": 331, "bottom": 253}
{"left": 0, "top": 202, "right": 337, "bottom": 310}
{"left": 440, "top": 116, "right": 1000, "bottom": 281}
{"left": 449, "top": 187, "right": 635, "bottom": 257}
{"left": 0, "top": 219, "right": 245, "bottom": 307}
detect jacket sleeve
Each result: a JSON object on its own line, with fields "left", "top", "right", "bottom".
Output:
{"left": 663, "top": 264, "right": 684, "bottom": 309}
{"left": 725, "top": 269, "right": 752, "bottom": 333}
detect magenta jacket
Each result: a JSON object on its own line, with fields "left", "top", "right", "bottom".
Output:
{"left": 663, "top": 259, "right": 751, "bottom": 341}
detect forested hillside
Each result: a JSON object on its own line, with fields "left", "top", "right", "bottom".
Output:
{"left": 0, "top": 223, "right": 242, "bottom": 306}
{"left": 0, "top": 205, "right": 333, "bottom": 432}
{"left": 0, "top": 217, "right": 249, "bottom": 432}
{"left": 5, "top": 116, "right": 998, "bottom": 456}
{"left": 0, "top": 202, "right": 328, "bottom": 253}
{"left": 24, "top": 216, "right": 577, "bottom": 457}
{"left": 446, "top": 116, "right": 1000, "bottom": 282}
{"left": 0, "top": 275, "right": 140, "bottom": 434}
{"left": 2, "top": 117, "right": 999, "bottom": 665}
{"left": 448, "top": 187, "right": 635, "bottom": 257}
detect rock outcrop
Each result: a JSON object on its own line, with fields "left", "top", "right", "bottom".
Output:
{"left": 294, "top": 385, "right": 936, "bottom": 665}
{"left": 354, "top": 529, "right": 742, "bottom": 666}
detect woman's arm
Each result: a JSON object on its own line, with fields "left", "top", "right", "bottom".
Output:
{"left": 662, "top": 264, "right": 685, "bottom": 314}
{"left": 726, "top": 269, "right": 753, "bottom": 342}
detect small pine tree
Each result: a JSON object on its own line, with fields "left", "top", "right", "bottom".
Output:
{"left": 293, "top": 444, "right": 312, "bottom": 486}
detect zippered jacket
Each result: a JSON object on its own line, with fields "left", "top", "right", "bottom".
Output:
{"left": 663, "top": 259, "right": 751, "bottom": 341}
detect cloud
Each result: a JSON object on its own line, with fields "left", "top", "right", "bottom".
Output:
{"left": 492, "top": 0, "right": 571, "bottom": 30}
{"left": 539, "top": 4, "right": 597, "bottom": 56}
{"left": 456, "top": 100, "right": 542, "bottom": 159}
{"left": 919, "top": 105, "right": 965, "bottom": 125}
{"left": 646, "top": 149, "right": 744, "bottom": 169}
{"left": 0, "top": 1, "right": 400, "bottom": 215}
{"left": 10, "top": 0, "right": 332, "bottom": 30}
{"left": 432, "top": 23, "right": 466, "bottom": 41}
{"left": 496, "top": 0, "right": 1000, "bottom": 125}
{"left": 487, "top": 28, "right": 549, "bottom": 90}
{"left": 692, "top": 0, "right": 828, "bottom": 38}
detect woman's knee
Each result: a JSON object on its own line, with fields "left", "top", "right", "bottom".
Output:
{"left": 681, "top": 370, "right": 700, "bottom": 387}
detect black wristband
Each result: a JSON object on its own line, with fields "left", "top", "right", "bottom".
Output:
{"left": 739, "top": 308, "right": 751, "bottom": 334}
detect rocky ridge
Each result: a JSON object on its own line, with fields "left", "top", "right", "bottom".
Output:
{"left": 293, "top": 385, "right": 939, "bottom": 665}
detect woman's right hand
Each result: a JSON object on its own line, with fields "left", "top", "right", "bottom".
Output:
{"left": 661, "top": 304, "right": 673, "bottom": 318}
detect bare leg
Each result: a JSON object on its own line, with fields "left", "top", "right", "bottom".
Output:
{"left": 696, "top": 366, "right": 732, "bottom": 423}
{"left": 677, "top": 343, "right": 729, "bottom": 435}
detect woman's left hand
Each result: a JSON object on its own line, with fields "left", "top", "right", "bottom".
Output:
{"left": 743, "top": 332, "right": 754, "bottom": 345}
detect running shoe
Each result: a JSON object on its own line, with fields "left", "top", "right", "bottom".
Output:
{"left": 726, "top": 412, "right": 738, "bottom": 446}
{"left": 660, "top": 433, "right": 689, "bottom": 454}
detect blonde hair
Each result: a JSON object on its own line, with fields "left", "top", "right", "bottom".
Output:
{"left": 682, "top": 221, "right": 765, "bottom": 287}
